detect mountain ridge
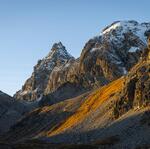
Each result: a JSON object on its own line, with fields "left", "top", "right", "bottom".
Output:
{"left": 2, "top": 40, "right": 149, "bottom": 148}
{"left": 14, "top": 20, "right": 150, "bottom": 106}
{"left": 0, "top": 20, "right": 150, "bottom": 149}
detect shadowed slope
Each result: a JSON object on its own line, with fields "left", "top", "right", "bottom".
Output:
{"left": 47, "top": 77, "right": 124, "bottom": 137}
{"left": 1, "top": 77, "right": 124, "bottom": 143}
{"left": 1, "top": 92, "right": 90, "bottom": 142}
{"left": 0, "top": 91, "right": 29, "bottom": 134}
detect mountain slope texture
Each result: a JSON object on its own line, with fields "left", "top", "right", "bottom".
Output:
{"left": 0, "top": 20, "right": 150, "bottom": 149}
{"left": 14, "top": 21, "right": 150, "bottom": 106}
{"left": 1, "top": 35, "right": 150, "bottom": 149}
{"left": 0, "top": 91, "right": 29, "bottom": 135}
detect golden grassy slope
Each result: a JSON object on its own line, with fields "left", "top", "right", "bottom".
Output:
{"left": 1, "top": 77, "right": 124, "bottom": 142}
{"left": 47, "top": 77, "right": 124, "bottom": 137}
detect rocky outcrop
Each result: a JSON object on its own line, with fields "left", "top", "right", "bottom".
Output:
{"left": 14, "top": 21, "right": 150, "bottom": 105}
{"left": 14, "top": 42, "right": 75, "bottom": 102}
{"left": 79, "top": 21, "right": 150, "bottom": 78}
{"left": 113, "top": 37, "right": 150, "bottom": 118}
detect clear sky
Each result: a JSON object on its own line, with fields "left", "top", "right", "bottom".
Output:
{"left": 0, "top": 0, "right": 150, "bottom": 96}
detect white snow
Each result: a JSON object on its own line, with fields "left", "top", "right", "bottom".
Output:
{"left": 122, "top": 67, "right": 127, "bottom": 74}
{"left": 90, "top": 48, "right": 99, "bottom": 52}
{"left": 102, "top": 22, "right": 121, "bottom": 34}
{"left": 129, "top": 47, "right": 138, "bottom": 53}
{"left": 101, "top": 21, "right": 150, "bottom": 44}
{"left": 36, "top": 43, "right": 73, "bottom": 72}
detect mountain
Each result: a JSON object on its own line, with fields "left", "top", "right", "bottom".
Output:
{"left": 14, "top": 42, "right": 75, "bottom": 102}
{"left": 113, "top": 47, "right": 150, "bottom": 118}
{"left": 14, "top": 21, "right": 150, "bottom": 106}
{"left": 0, "top": 91, "right": 29, "bottom": 135}
{"left": 2, "top": 37, "right": 150, "bottom": 149}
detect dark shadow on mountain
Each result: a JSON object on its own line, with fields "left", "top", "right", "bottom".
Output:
{"left": 41, "top": 109, "right": 150, "bottom": 148}
{"left": 0, "top": 110, "right": 75, "bottom": 143}
{"left": 0, "top": 108, "right": 150, "bottom": 149}
{"left": 39, "top": 82, "right": 87, "bottom": 106}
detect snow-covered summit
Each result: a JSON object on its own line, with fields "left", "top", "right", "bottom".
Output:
{"left": 101, "top": 20, "right": 150, "bottom": 44}
{"left": 15, "top": 20, "right": 150, "bottom": 102}
{"left": 82, "top": 20, "right": 150, "bottom": 78}
{"left": 46, "top": 42, "right": 73, "bottom": 60}
{"left": 51, "top": 42, "right": 65, "bottom": 51}
{"left": 36, "top": 42, "right": 74, "bottom": 71}
{"left": 14, "top": 42, "right": 74, "bottom": 101}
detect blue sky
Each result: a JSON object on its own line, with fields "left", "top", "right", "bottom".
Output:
{"left": 0, "top": 0, "right": 150, "bottom": 95}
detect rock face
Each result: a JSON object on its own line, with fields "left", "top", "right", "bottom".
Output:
{"left": 14, "top": 42, "right": 75, "bottom": 102}
{"left": 1, "top": 21, "right": 150, "bottom": 149}
{"left": 14, "top": 21, "right": 150, "bottom": 105}
{"left": 3, "top": 45, "right": 150, "bottom": 148}
{"left": 80, "top": 21, "right": 150, "bottom": 83}
{"left": 113, "top": 37, "right": 150, "bottom": 118}
{"left": 0, "top": 91, "right": 29, "bottom": 134}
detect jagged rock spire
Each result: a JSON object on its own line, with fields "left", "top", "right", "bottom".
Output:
{"left": 51, "top": 42, "right": 65, "bottom": 52}
{"left": 46, "top": 42, "right": 73, "bottom": 60}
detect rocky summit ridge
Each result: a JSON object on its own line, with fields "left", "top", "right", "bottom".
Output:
{"left": 14, "top": 42, "right": 74, "bottom": 102}
{"left": 14, "top": 20, "right": 150, "bottom": 106}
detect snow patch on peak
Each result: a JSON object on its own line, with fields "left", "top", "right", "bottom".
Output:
{"left": 90, "top": 48, "right": 100, "bottom": 52}
{"left": 129, "top": 47, "right": 138, "bottom": 53}
{"left": 102, "top": 21, "right": 122, "bottom": 34}
{"left": 102, "top": 20, "right": 139, "bottom": 34}
{"left": 51, "top": 42, "right": 65, "bottom": 51}
{"left": 34, "top": 42, "right": 74, "bottom": 72}
{"left": 101, "top": 20, "right": 150, "bottom": 44}
{"left": 122, "top": 67, "right": 127, "bottom": 75}
{"left": 46, "top": 42, "right": 73, "bottom": 60}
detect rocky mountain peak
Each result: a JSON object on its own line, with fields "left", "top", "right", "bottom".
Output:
{"left": 102, "top": 20, "right": 150, "bottom": 40}
{"left": 15, "top": 20, "right": 150, "bottom": 103}
{"left": 14, "top": 42, "right": 74, "bottom": 101}
{"left": 35, "top": 42, "right": 74, "bottom": 71}
{"left": 80, "top": 20, "right": 150, "bottom": 75}
{"left": 45, "top": 42, "right": 73, "bottom": 62}
{"left": 51, "top": 42, "right": 65, "bottom": 51}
